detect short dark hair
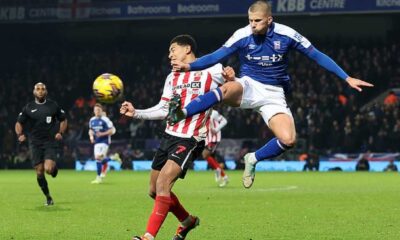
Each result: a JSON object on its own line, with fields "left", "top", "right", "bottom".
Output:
{"left": 170, "top": 34, "right": 197, "bottom": 54}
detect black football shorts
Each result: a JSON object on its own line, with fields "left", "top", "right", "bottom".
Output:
{"left": 30, "top": 141, "right": 58, "bottom": 166}
{"left": 152, "top": 133, "right": 205, "bottom": 179}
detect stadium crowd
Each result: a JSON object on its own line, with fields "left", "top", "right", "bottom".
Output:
{"left": 0, "top": 36, "right": 399, "bottom": 167}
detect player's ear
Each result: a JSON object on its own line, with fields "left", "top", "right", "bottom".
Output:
{"left": 267, "top": 16, "right": 273, "bottom": 25}
{"left": 185, "top": 45, "right": 191, "bottom": 55}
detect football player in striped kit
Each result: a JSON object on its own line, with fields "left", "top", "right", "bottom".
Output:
{"left": 202, "top": 109, "right": 229, "bottom": 187}
{"left": 120, "top": 35, "right": 233, "bottom": 240}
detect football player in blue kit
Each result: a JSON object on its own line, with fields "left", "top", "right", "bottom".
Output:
{"left": 168, "top": 0, "right": 373, "bottom": 188}
{"left": 89, "top": 103, "right": 117, "bottom": 184}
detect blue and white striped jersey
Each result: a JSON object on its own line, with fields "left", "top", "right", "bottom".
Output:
{"left": 89, "top": 116, "right": 114, "bottom": 144}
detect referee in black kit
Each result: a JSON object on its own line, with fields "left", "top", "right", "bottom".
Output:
{"left": 15, "top": 82, "right": 68, "bottom": 206}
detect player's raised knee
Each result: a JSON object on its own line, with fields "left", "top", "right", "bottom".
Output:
{"left": 278, "top": 135, "right": 296, "bottom": 148}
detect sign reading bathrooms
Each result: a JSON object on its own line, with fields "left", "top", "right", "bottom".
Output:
{"left": 1, "top": 0, "right": 399, "bottom": 22}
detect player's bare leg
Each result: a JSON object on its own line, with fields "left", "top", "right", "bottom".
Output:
{"left": 35, "top": 163, "right": 53, "bottom": 206}
{"left": 242, "top": 113, "right": 296, "bottom": 188}
{"left": 268, "top": 114, "right": 296, "bottom": 147}
{"left": 220, "top": 81, "right": 243, "bottom": 107}
{"left": 148, "top": 170, "right": 159, "bottom": 199}
{"left": 44, "top": 159, "right": 58, "bottom": 178}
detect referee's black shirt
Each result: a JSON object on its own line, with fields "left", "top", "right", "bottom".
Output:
{"left": 17, "top": 99, "right": 66, "bottom": 145}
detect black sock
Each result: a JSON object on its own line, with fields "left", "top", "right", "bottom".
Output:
{"left": 37, "top": 175, "right": 51, "bottom": 198}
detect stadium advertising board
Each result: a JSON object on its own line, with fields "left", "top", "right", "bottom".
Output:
{"left": 1, "top": 0, "right": 399, "bottom": 22}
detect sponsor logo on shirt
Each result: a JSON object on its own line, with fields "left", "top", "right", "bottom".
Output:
{"left": 248, "top": 44, "right": 256, "bottom": 50}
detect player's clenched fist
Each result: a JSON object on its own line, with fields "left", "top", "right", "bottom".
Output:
{"left": 171, "top": 60, "right": 190, "bottom": 72}
{"left": 222, "top": 66, "right": 236, "bottom": 82}
{"left": 18, "top": 134, "right": 26, "bottom": 143}
{"left": 120, "top": 101, "right": 135, "bottom": 117}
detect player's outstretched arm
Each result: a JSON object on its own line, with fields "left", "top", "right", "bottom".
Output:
{"left": 172, "top": 47, "right": 235, "bottom": 72}
{"left": 345, "top": 77, "right": 374, "bottom": 92}
{"left": 121, "top": 100, "right": 169, "bottom": 120}
{"left": 306, "top": 48, "right": 374, "bottom": 91}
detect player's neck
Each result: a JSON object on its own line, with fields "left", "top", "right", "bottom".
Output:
{"left": 35, "top": 98, "right": 46, "bottom": 104}
{"left": 184, "top": 55, "right": 196, "bottom": 64}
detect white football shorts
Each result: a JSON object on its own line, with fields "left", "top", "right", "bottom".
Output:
{"left": 236, "top": 76, "right": 293, "bottom": 126}
{"left": 94, "top": 143, "right": 109, "bottom": 160}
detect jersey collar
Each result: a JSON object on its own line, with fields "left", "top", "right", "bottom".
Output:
{"left": 35, "top": 99, "right": 47, "bottom": 105}
{"left": 267, "top": 22, "right": 275, "bottom": 38}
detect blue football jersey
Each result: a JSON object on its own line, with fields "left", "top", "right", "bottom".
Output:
{"left": 89, "top": 116, "right": 114, "bottom": 144}
{"left": 223, "top": 22, "right": 313, "bottom": 89}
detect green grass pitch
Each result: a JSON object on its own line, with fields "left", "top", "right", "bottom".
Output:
{"left": 0, "top": 170, "right": 399, "bottom": 239}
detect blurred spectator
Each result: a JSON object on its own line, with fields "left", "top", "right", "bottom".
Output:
{"left": 355, "top": 154, "right": 370, "bottom": 171}
{"left": 302, "top": 145, "right": 320, "bottom": 171}
{"left": 383, "top": 91, "right": 398, "bottom": 107}
{"left": 383, "top": 159, "right": 398, "bottom": 172}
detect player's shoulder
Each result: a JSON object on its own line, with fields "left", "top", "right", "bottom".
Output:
{"left": 273, "top": 22, "right": 302, "bottom": 40}
{"left": 165, "top": 72, "right": 175, "bottom": 83}
{"left": 232, "top": 25, "right": 252, "bottom": 39}
{"left": 23, "top": 101, "right": 36, "bottom": 110}
{"left": 89, "top": 116, "right": 97, "bottom": 122}
{"left": 224, "top": 25, "right": 252, "bottom": 47}
{"left": 204, "top": 63, "right": 223, "bottom": 74}
{"left": 46, "top": 98, "right": 57, "bottom": 105}
{"left": 45, "top": 98, "right": 61, "bottom": 108}
{"left": 211, "top": 109, "right": 219, "bottom": 117}
{"left": 100, "top": 116, "right": 112, "bottom": 122}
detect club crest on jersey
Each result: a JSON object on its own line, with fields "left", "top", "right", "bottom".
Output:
{"left": 46, "top": 116, "right": 52, "bottom": 124}
{"left": 274, "top": 41, "right": 281, "bottom": 50}
{"left": 194, "top": 71, "right": 202, "bottom": 81}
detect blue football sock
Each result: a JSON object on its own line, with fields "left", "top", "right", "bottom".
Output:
{"left": 101, "top": 157, "right": 110, "bottom": 164}
{"left": 96, "top": 161, "right": 102, "bottom": 176}
{"left": 186, "top": 88, "right": 222, "bottom": 117}
{"left": 255, "top": 137, "right": 291, "bottom": 161}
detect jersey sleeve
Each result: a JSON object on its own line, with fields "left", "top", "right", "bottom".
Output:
{"left": 89, "top": 118, "right": 93, "bottom": 130}
{"left": 55, "top": 103, "right": 67, "bottom": 122}
{"left": 282, "top": 26, "right": 313, "bottom": 55}
{"left": 133, "top": 74, "right": 172, "bottom": 120}
{"left": 17, "top": 105, "right": 28, "bottom": 124}
{"left": 160, "top": 73, "right": 173, "bottom": 102}
{"left": 103, "top": 116, "right": 114, "bottom": 130}
{"left": 207, "top": 63, "right": 225, "bottom": 85}
{"left": 223, "top": 25, "right": 251, "bottom": 50}
{"left": 189, "top": 26, "right": 250, "bottom": 71}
